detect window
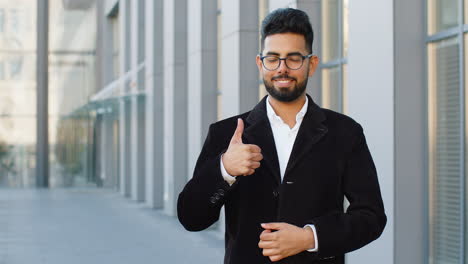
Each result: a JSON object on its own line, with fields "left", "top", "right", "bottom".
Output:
{"left": 0, "top": 61, "right": 4, "bottom": 80}
{"left": 427, "top": 0, "right": 468, "bottom": 263}
{"left": 428, "top": 37, "right": 462, "bottom": 264}
{"left": 320, "top": 0, "right": 348, "bottom": 113}
{"left": 428, "top": 0, "right": 458, "bottom": 35}
{"left": 9, "top": 9, "right": 19, "bottom": 33}
{"left": 9, "top": 57, "right": 22, "bottom": 80}
{"left": 0, "top": 9, "right": 5, "bottom": 33}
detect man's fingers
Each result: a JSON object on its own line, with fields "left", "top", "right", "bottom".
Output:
{"left": 261, "top": 248, "right": 279, "bottom": 257}
{"left": 250, "top": 153, "right": 263, "bottom": 162}
{"left": 249, "top": 161, "right": 261, "bottom": 169}
{"left": 269, "top": 255, "right": 283, "bottom": 262}
{"left": 246, "top": 144, "right": 262, "bottom": 153}
{"left": 261, "top": 222, "right": 284, "bottom": 230}
{"left": 259, "top": 230, "right": 276, "bottom": 241}
{"left": 242, "top": 169, "right": 255, "bottom": 176}
{"left": 230, "top": 118, "right": 244, "bottom": 144}
{"left": 258, "top": 240, "right": 276, "bottom": 249}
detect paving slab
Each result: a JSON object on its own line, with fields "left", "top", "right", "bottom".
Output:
{"left": 0, "top": 188, "right": 224, "bottom": 264}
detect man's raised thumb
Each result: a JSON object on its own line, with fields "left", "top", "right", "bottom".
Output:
{"left": 230, "top": 118, "right": 244, "bottom": 144}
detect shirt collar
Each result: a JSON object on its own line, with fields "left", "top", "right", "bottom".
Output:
{"left": 266, "top": 95, "right": 309, "bottom": 125}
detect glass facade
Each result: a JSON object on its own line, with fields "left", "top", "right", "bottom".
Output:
{"left": 428, "top": 37, "right": 462, "bottom": 264}
{"left": 320, "top": 0, "right": 348, "bottom": 113}
{"left": 428, "top": 0, "right": 459, "bottom": 35}
{"left": 48, "top": 0, "right": 98, "bottom": 188}
{"left": 321, "top": 67, "right": 340, "bottom": 111}
{"left": 0, "top": 0, "right": 37, "bottom": 187}
{"left": 427, "top": 0, "right": 468, "bottom": 263}
{"left": 321, "top": 0, "right": 339, "bottom": 63}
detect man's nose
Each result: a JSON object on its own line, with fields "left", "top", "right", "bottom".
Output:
{"left": 277, "top": 59, "right": 289, "bottom": 73}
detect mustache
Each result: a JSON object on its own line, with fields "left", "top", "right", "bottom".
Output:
{"left": 271, "top": 75, "right": 297, "bottom": 81}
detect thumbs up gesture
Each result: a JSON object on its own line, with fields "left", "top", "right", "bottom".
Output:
{"left": 222, "top": 118, "right": 263, "bottom": 176}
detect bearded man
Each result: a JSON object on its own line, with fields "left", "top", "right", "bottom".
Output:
{"left": 177, "top": 8, "right": 386, "bottom": 264}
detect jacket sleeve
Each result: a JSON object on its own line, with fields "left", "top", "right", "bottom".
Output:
{"left": 309, "top": 123, "right": 387, "bottom": 258}
{"left": 177, "top": 123, "right": 237, "bottom": 231}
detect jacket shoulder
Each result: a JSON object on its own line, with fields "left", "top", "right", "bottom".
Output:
{"left": 321, "top": 108, "right": 362, "bottom": 131}
{"left": 209, "top": 111, "right": 251, "bottom": 131}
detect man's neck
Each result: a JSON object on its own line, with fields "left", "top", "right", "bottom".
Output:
{"left": 268, "top": 94, "right": 307, "bottom": 128}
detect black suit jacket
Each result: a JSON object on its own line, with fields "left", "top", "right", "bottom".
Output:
{"left": 177, "top": 95, "right": 386, "bottom": 264}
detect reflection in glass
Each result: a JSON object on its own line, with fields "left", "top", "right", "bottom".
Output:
{"left": 428, "top": 0, "right": 458, "bottom": 35}
{"left": 48, "top": 0, "right": 98, "bottom": 188}
{"left": 428, "top": 37, "right": 462, "bottom": 264}
{"left": 321, "top": 66, "right": 341, "bottom": 112}
{"left": 0, "top": 1, "right": 37, "bottom": 187}
{"left": 321, "top": 0, "right": 339, "bottom": 63}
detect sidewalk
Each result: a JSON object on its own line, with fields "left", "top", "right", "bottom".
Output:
{"left": 0, "top": 188, "right": 224, "bottom": 264}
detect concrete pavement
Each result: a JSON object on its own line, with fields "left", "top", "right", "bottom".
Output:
{"left": 0, "top": 188, "right": 224, "bottom": 264}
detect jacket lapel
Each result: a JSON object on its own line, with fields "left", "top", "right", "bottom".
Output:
{"left": 243, "top": 96, "right": 281, "bottom": 185}
{"left": 242, "top": 94, "right": 328, "bottom": 185}
{"left": 284, "top": 95, "right": 328, "bottom": 179}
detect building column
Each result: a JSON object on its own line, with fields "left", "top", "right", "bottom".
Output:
{"left": 347, "top": 1, "right": 394, "bottom": 263}
{"left": 119, "top": 0, "right": 131, "bottom": 197}
{"left": 394, "top": 0, "right": 425, "bottom": 262}
{"left": 129, "top": 0, "right": 146, "bottom": 202}
{"left": 163, "top": 0, "right": 188, "bottom": 216}
{"left": 187, "top": 0, "right": 218, "bottom": 182}
{"left": 36, "top": 0, "right": 49, "bottom": 188}
{"left": 145, "top": 0, "right": 164, "bottom": 208}
{"left": 221, "top": 0, "right": 259, "bottom": 118}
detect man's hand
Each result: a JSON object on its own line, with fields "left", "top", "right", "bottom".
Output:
{"left": 222, "top": 118, "right": 263, "bottom": 176}
{"left": 258, "top": 223, "right": 315, "bottom": 262}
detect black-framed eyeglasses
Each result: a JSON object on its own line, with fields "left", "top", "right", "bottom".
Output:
{"left": 260, "top": 54, "right": 313, "bottom": 71}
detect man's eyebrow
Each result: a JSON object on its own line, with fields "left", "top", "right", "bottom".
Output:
{"left": 263, "top": 51, "right": 303, "bottom": 56}
{"left": 286, "top": 52, "right": 303, "bottom": 56}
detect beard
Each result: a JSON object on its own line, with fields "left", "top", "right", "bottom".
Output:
{"left": 264, "top": 74, "right": 308, "bottom": 102}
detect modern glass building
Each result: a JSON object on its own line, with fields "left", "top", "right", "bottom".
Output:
{"left": 1, "top": 0, "right": 467, "bottom": 263}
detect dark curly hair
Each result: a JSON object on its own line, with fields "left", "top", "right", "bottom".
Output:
{"left": 261, "top": 8, "right": 314, "bottom": 53}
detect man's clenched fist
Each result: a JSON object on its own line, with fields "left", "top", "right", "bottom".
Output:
{"left": 222, "top": 118, "right": 263, "bottom": 176}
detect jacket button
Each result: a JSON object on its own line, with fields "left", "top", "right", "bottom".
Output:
{"left": 273, "top": 190, "right": 279, "bottom": 197}
{"left": 214, "top": 193, "right": 221, "bottom": 200}
{"left": 210, "top": 196, "right": 217, "bottom": 204}
{"left": 217, "top": 189, "right": 225, "bottom": 196}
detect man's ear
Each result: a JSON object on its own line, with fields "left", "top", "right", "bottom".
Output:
{"left": 256, "top": 55, "right": 263, "bottom": 73}
{"left": 308, "top": 55, "right": 319, "bottom": 77}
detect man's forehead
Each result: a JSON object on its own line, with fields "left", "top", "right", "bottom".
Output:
{"left": 262, "top": 33, "right": 308, "bottom": 54}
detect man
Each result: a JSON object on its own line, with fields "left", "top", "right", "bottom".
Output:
{"left": 177, "top": 8, "right": 386, "bottom": 264}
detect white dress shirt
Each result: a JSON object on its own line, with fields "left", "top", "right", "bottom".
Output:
{"left": 220, "top": 96, "right": 319, "bottom": 252}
